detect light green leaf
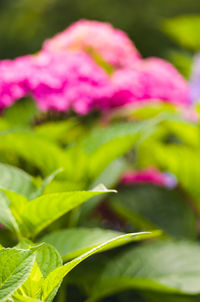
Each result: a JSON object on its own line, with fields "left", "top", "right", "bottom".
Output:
{"left": 0, "top": 191, "right": 20, "bottom": 236}
{"left": 13, "top": 294, "right": 42, "bottom": 302}
{"left": 35, "top": 118, "right": 84, "bottom": 144}
{"left": 0, "top": 248, "right": 37, "bottom": 301}
{"left": 0, "top": 131, "right": 66, "bottom": 176}
{"left": 40, "top": 228, "right": 125, "bottom": 261}
{"left": 15, "top": 261, "right": 43, "bottom": 300}
{"left": 36, "top": 243, "right": 62, "bottom": 278}
{"left": 15, "top": 189, "right": 114, "bottom": 238}
{"left": 3, "top": 98, "right": 38, "bottom": 127}
{"left": 31, "top": 169, "right": 63, "bottom": 199}
{"left": 81, "top": 121, "right": 155, "bottom": 178}
{"left": 14, "top": 243, "right": 62, "bottom": 301}
{"left": 0, "top": 163, "right": 37, "bottom": 198}
{"left": 41, "top": 231, "right": 160, "bottom": 301}
{"left": 80, "top": 158, "right": 126, "bottom": 217}
{"left": 16, "top": 240, "right": 63, "bottom": 278}
{"left": 163, "top": 15, "right": 200, "bottom": 50}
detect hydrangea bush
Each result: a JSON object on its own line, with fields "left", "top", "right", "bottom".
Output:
{"left": 0, "top": 20, "right": 191, "bottom": 114}
{"left": 0, "top": 20, "right": 200, "bottom": 302}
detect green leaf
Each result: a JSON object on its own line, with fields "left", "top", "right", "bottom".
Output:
{"left": 110, "top": 186, "right": 197, "bottom": 239}
{"left": 142, "top": 292, "right": 198, "bottom": 302}
{"left": 166, "top": 50, "right": 192, "bottom": 79}
{"left": 35, "top": 118, "right": 84, "bottom": 144}
{"left": 163, "top": 15, "right": 200, "bottom": 50}
{"left": 31, "top": 169, "right": 63, "bottom": 199}
{"left": 17, "top": 239, "right": 63, "bottom": 278}
{"left": 3, "top": 98, "right": 38, "bottom": 127}
{"left": 15, "top": 261, "right": 43, "bottom": 300}
{"left": 36, "top": 243, "right": 62, "bottom": 278}
{"left": 138, "top": 141, "right": 200, "bottom": 214}
{"left": 13, "top": 294, "right": 42, "bottom": 302}
{"left": 81, "top": 121, "right": 156, "bottom": 179}
{"left": 0, "top": 191, "right": 20, "bottom": 236}
{"left": 0, "top": 248, "right": 37, "bottom": 301}
{"left": 40, "top": 228, "right": 126, "bottom": 261}
{"left": 14, "top": 242, "right": 62, "bottom": 301}
{"left": 81, "top": 240, "right": 200, "bottom": 301}
{"left": 41, "top": 231, "right": 159, "bottom": 302}
{"left": 80, "top": 158, "right": 126, "bottom": 217}
{"left": 0, "top": 131, "right": 66, "bottom": 176}
{"left": 0, "top": 163, "right": 37, "bottom": 198}
{"left": 4, "top": 189, "right": 114, "bottom": 238}
{"left": 130, "top": 103, "right": 178, "bottom": 120}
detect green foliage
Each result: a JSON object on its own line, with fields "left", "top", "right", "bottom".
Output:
{"left": 0, "top": 163, "right": 37, "bottom": 198}
{"left": 40, "top": 232, "right": 158, "bottom": 302}
{"left": 69, "top": 240, "right": 200, "bottom": 301}
{"left": 0, "top": 247, "right": 39, "bottom": 301}
{"left": 163, "top": 15, "right": 200, "bottom": 51}
{"left": 138, "top": 141, "right": 200, "bottom": 213}
{"left": 0, "top": 187, "right": 113, "bottom": 238}
{"left": 110, "top": 185, "right": 198, "bottom": 239}
{"left": 3, "top": 98, "right": 38, "bottom": 127}
{"left": 0, "top": 99, "right": 200, "bottom": 301}
{"left": 0, "top": 233, "right": 157, "bottom": 302}
{"left": 40, "top": 228, "right": 159, "bottom": 262}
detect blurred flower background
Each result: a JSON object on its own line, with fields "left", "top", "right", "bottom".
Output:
{"left": 1, "top": 1, "right": 200, "bottom": 302}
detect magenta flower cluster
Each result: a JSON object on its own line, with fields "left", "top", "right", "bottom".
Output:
{"left": 0, "top": 20, "right": 191, "bottom": 114}
{"left": 121, "top": 168, "right": 177, "bottom": 188}
{"left": 43, "top": 20, "right": 141, "bottom": 69}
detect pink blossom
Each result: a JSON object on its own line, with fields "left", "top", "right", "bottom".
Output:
{"left": 42, "top": 20, "right": 141, "bottom": 69}
{"left": 0, "top": 56, "right": 30, "bottom": 109}
{"left": 121, "top": 168, "right": 177, "bottom": 188}
{"left": 110, "top": 57, "right": 191, "bottom": 108}
{"left": 26, "top": 51, "right": 112, "bottom": 114}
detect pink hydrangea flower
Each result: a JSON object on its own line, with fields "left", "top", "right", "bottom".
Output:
{"left": 26, "top": 51, "right": 112, "bottom": 114}
{"left": 110, "top": 57, "right": 191, "bottom": 108}
{"left": 121, "top": 168, "right": 177, "bottom": 188}
{"left": 0, "top": 56, "right": 30, "bottom": 109}
{"left": 42, "top": 20, "right": 141, "bottom": 69}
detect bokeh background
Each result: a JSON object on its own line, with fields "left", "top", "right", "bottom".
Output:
{"left": 1, "top": 0, "right": 200, "bottom": 61}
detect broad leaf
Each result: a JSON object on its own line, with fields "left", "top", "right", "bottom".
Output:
{"left": 13, "top": 295, "right": 42, "bottom": 302}
{"left": 41, "top": 228, "right": 126, "bottom": 261}
{"left": 41, "top": 232, "right": 159, "bottom": 302}
{"left": 138, "top": 141, "right": 200, "bottom": 213}
{"left": 163, "top": 15, "right": 200, "bottom": 50}
{"left": 3, "top": 188, "right": 114, "bottom": 238}
{"left": 0, "top": 247, "right": 38, "bottom": 301}
{"left": 15, "top": 242, "right": 62, "bottom": 301}
{"left": 0, "top": 131, "right": 66, "bottom": 176}
{"left": 80, "top": 158, "right": 126, "bottom": 218}
{"left": 81, "top": 121, "right": 155, "bottom": 179}
{"left": 3, "top": 98, "right": 38, "bottom": 127}
{"left": 110, "top": 185, "right": 197, "bottom": 239}
{"left": 0, "top": 191, "right": 20, "bottom": 236}
{"left": 82, "top": 240, "right": 200, "bottom": 301}
{"left": 17, "top": 240, "right": 63, "bottom": 278}
{"left": 35, "top": 118, "right": 85, "bottom": 144}
{"left": 0, "top": 163, "right": 37, "bottom": 198}
{"left": 31, "top": 169, "right": 63, "bottom": 199}
{"left": 16, "top": 261, "right": 43, "bottom": 300}
{"left": 36, "top": 243, "right": 63, "bottom": 278}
